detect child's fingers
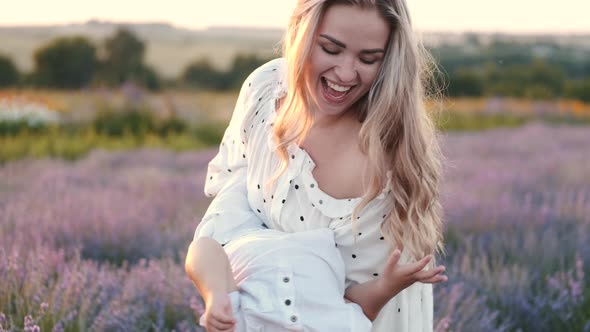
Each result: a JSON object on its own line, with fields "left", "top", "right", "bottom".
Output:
{"left": 208, "top": 315, "right": 235, "bottom": 331}
{"left": 207, "top": 308, "right": 236, "bottom": 331}
{"left": 212, "top": 311, "right": 235, "bottom": 325}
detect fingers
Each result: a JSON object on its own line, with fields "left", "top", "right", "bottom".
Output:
{"left": 385, "top": 249, "right": 402, "bottom": 271}
{"left": 420, "top": 274, "right": 448, "bottom": 284}
{"left": 212, "top": 311, "right": 235, "bottom": 325}
{"left": 415, "top": 265, "right": 447, "bottom": 284}
{"left": 207, "top": 314, "right": 235, "bottom": 332}
{"left": 206, "top": 308, "right": 236, "bottom": 331}
{"left": 403, "top": 255, "right": 432, "bottom": 276}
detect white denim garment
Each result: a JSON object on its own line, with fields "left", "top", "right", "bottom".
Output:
{"left": 194, "top": 58, "right": 434, "bottom": 332}
{"left": 197, "top": 220, "right": 373, "bottom": 332}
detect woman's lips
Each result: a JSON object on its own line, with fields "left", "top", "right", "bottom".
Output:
{"left": 321, "top": 77, "right": 354, "bottom": 104}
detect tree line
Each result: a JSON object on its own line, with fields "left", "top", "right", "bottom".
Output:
{"left": 433, "top": 38, "right": 590, "bottom": 102}
{"left": 0, "top": 27, "right": 270, "bottom": 92}
{"left": 0, "top": 29, "right": 588, "bottom": 102}
{"left": 0, "top": 29, "right": 160, "bottom": 90}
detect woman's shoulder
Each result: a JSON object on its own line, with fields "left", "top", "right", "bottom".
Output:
{"left": 247, "top": 58, "right": 286, "bottom": 83}
{"left": 243, "top": 58, "right": 287, "bottom": 99}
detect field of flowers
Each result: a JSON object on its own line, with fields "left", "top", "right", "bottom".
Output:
{"left": 1, "top": 121, "right": 589, "bottom": 331}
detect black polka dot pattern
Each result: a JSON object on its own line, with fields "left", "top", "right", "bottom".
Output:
{"left": 206, "top": 64, "right": 401, "bottom": 304}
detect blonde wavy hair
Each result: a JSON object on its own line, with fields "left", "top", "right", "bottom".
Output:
{"left": 272, "top": 0, "right": 445, "bottom": 261}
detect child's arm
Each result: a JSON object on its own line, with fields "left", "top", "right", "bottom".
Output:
{"left": 344, "top": 249, "right": 447, "bottom": 321}
{"left": 185, "top": 237, "right": 239, "bottom": 331}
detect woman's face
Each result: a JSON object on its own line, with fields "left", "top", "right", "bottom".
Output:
{"left": 305, "top": 4, "right": 390, "bottom": 117}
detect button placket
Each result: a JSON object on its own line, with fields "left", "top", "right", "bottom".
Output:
{"left": 276, "top": 264, "right": 298, "bottom": 325}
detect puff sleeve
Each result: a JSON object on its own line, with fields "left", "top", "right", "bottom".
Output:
{"left": 193, "top": 68, "right": 263, "bottom": 245}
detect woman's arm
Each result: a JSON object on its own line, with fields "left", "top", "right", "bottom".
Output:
{"left": 344, "top": 249, "right": 447, "bottom": 321}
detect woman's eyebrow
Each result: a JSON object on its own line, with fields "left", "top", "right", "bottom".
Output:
{"left": 319, "top": 34, "right": 385, "bottom": 54}
{"left": 319, "top": 34, "right": 346, "bottom": 48}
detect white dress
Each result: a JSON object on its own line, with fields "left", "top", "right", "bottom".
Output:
{"left": 197, "top": 219, "right": 373, "bottom": 332}
{"left": 193, "top": 58, "right": 433, "bottom": 332}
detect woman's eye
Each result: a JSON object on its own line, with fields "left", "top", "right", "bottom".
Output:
{"left": 360, "top": 58, "right": 377, "bottom": 65}
{"left": 321, "top": 46, "right": 339, "bottom": 55}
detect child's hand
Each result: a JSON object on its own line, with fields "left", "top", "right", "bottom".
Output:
{"left": 378, "top": 249, "right": 447, "bottom": 295}
{"left": 200, "top": 292, "right": 236, "bottom": 332}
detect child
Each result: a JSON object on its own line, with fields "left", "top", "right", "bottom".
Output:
{"left": 191, "top": 215, "right": 373, "bottom": 332}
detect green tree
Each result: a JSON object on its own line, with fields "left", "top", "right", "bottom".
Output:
{"left": 180, "top": 54, "right": 269, "bottom": 90}
{"left": 99, "top": 27, "right": 160, "bottom": 90}
{"left": 33, "top": 37, "right": 97, "bottom": 89}
{"left": 448, "top": 68, "right": 484, "bottom": 97}
{"left": 226, "top": 54, "right": 270, "bottom": 89}
{"left": 0, "top": 54, "right": 19, "bottom": 87}
{"left": 181, "top": 58, "right": 224, "bottom": 89}
{"left": 483, "top": 61, "right": 565, "bottom": 99}
{"left": 565, "top": 79, "right": 590, "bottom": 102}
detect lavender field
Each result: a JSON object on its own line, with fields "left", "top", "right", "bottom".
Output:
{"left": 1, "top": 122, "right": 589, "bottom": 332}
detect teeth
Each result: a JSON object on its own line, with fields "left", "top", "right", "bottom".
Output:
{"left": 326, "top": 79, "right": 351, "bottom": 92}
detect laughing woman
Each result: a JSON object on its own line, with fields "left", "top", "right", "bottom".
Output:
{"left": 186, "top": 0, "right": 447, "bottom": 331}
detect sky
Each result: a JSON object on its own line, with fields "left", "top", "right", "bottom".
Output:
{"left": 0, "top": 0, "right": 589, "bottom": 34}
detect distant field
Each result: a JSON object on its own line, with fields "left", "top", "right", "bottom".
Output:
{"left": 0, "top": 25, "right": 282, "bottom": 78}
{"left": 3, "top": 89, "right": 590, "bottom": 121}
{"left": 2, "top": 88, "right": 590, "bottom": 163}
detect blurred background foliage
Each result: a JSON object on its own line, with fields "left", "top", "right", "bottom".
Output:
{"left": 0, "top": 27, "right": 589, "bottom": 101}
{"left": 0, "top": 26, "right": 588, "bottom": 164}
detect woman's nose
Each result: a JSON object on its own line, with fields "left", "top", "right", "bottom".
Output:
{"left": 334, "top": 58, "right": 357, "bottom": 83}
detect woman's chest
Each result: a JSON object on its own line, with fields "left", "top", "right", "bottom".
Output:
{"left": 300, "top": 135, "right": 368, "bottom": 200}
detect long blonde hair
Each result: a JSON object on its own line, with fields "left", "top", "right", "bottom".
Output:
{"left": 273, "top": 0, "right": 444, "bottom": 260}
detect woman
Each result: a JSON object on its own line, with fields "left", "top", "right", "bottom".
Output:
{"left": 186, "top": 0, "right": 446, "bottom": 331}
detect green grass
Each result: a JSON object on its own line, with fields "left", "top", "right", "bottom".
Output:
{"left": 0, "top": 123, "right": 226, "bottom": 163}
{"left": 435, "top": 111, "right": 530, "bottom": 132}
{"left": 2, "top": 107, "right": 590, "bottom": 163}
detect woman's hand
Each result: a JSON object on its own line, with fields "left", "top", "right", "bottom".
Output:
{"left": 200, "top": 292, "right": 236, "bottom": 332}
{"left": 377, "top": 249, "right": 447, "bottom": 296}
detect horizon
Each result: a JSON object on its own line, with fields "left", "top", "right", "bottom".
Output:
{"left": 0, "top": 0, "right": 589, "bottom": 35}
{"left": 1, "top": 19, "right": 589, "bottom": 37}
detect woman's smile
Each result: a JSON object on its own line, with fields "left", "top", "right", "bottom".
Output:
{"left": 321, "top": 76, "right": 356, "bottom": 104}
